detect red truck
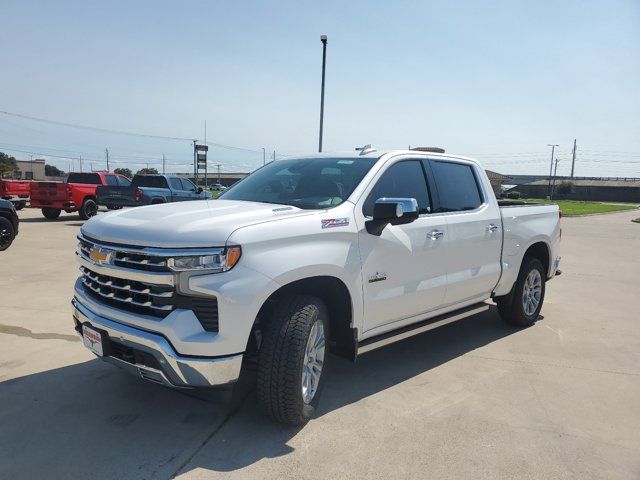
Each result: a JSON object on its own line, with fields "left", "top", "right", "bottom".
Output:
{"left": 30, "top": 172, "right": 131, "bottom": 220}
{"left": 0, "top": 179, "right": 32, "bottom": 210}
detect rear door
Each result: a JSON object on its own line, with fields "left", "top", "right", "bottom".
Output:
{"left": 358, "top": 157, "right": 448, "bottom": 333}
{"left": 426, "top": 159, "right": 502, "bottom": 305}
{"left": 168, "top": 177, "right": 189, "bottom": 201}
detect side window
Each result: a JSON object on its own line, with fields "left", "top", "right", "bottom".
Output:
{"left": 105, "top": 175, "right": 118, "bottom": 186}
{"left": 116, "top": 176, "right": 131, "bottom": 187}
{"left": 430, "top": 161, "right": 483, "bottom": 212}
{"left": 363, "top": 160, "right": 430, "bottom": 217}
{"left": 169, "top": 178, "right": 183, "bottom": 190}
{"left": 182, "top": 178, "right": 197, "bottom": 191}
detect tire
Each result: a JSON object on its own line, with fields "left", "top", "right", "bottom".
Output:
{"left": 107, "top": 205, "right": 122, "bottom": 210}
{"left": 0, "top": 217, "right": 15, "bottom": 251}
{"left": 257, "top": 295, "right": 329, "bottom": 425}
{"left": 497, "top": 257, "right": 546, "bottom": 327}
{"left": 151, "top": 199, "right": 164, "bottom": 205}
{"left": 79, "top": 198, "right": 98, "bottom": 220}
{"left": 41, "top": 208, "right": 61, "bottom": 220}
{"left": 14, "top": 202, "right": 26, "bottom": 211}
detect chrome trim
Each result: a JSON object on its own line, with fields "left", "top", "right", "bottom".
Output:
{"left": 81, "top": 279, "right": 173, "bottom": 312}
{"left": 72, "top": 298, "right": 243, "bottom": 388}
{"left": 78, "top": 233, "right": 225, "bottom": 257}
{"left": 77, "top": 253, "right": 175, "bottom": 286}
{"left": 81, "top": 267, "right": 173, "bottom": 298}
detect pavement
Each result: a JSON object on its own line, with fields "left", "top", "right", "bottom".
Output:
{"left": 1, "top": 207, "right": 639, "bottom": 480}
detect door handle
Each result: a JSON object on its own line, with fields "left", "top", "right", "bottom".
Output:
{"left": 486, "top": 223, "right": 499, "bottom": 232}
{"left": 427, "top": 229, "right": 445, "bottom": 240}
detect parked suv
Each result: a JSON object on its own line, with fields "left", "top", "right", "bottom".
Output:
{"left": 72, "top": 148, "right": 561, "bottom": 424}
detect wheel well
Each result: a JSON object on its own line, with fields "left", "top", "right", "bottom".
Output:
{"left": 250, "top": 276, "right": 356, "bottom": 361}
{"left": 524, "top": 242, "right": 550, "bottom": 276}
{"left": 83, "top": 196, "right": 97, "bottom": 204}
{"left": 151, "top": 198, "right": 165, "bottom": 204}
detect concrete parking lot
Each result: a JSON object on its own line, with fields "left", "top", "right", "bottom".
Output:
{"left": 1, "top": 207, "right": 639, "bottom": 479}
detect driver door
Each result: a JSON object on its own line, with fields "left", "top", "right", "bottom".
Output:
{"left": 357, "top": 159, "right": 448, "bottom": 333}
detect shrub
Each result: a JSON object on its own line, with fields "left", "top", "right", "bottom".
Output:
{"left": 506, "top": 191, "right": 521, "bottom": 199}
{"left": 556, "top": 181, "right": 575, "bottom": 195}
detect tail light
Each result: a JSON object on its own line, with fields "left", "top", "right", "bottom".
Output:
{"left": 135, "top": 188, "right": 142, "bottom": 202}
{"left": 67, "top": 185, "right": 72, "bottom": 196}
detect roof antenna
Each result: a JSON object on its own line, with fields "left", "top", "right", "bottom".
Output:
{"left": 355, "top": 144, "right": 376, "bottom": 156}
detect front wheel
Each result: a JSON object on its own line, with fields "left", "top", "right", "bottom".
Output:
{"left": 79, "top": 198, "right": 98, "bottom": 220}
{"left": 257, "top": 295, "right": 329, "bottom": 425}
{"left": 496, "top": 257, "right": 546, "bottom": 327}
{"left": 14, "top": 202, "right": 26, "bottom": 211}
{"left": 41, "top": 208, "right": 61, "bottom": 220}
{"left": 0, "top": 217, "right": 15, "bottom": 250}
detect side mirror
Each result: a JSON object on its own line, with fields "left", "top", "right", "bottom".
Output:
{"left": 367, "top": 197, "right": 419, "bottom": 235}
{"left": 196, "top": 187, "right": 203, "bottom": 194}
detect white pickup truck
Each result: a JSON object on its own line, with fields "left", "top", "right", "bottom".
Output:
{"left": 72, "top": 147, "right": 561, "bottom": 424}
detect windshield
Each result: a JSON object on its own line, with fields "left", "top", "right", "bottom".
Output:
{"left": 219, "top": 157, "right": 377, "bottom": 209}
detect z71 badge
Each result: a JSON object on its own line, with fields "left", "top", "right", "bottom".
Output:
{"left": 321, "top": 218, "right": 349, "bottom": 229}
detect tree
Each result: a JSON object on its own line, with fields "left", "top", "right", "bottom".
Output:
{"left": 556, "top": 181, "right": 575, "bottom": 195}
{"left": 114, "top": 167, "right": 133, "bottom": 178}
{"left": 45, "top": 164, "right": 64, "bottom": 176}
{"left": 136, "top": 167, "right": 159, "bottom": 175}
{"left": 0, "top": 152, "right": 18, "bottom": 177}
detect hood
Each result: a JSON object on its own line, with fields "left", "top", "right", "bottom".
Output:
{"left": 81, "top": 200, "right": 311, "bottom": 248}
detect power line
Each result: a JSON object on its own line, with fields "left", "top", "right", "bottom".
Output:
{"left": 0, "top": 109, "right": 267, "bottom": 154}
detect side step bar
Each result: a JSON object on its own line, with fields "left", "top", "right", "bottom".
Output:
{"left": 357, "top": 302, "right": 490, "bottom": 355}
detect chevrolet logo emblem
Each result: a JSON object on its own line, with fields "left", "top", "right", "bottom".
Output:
{"left": 89, "top": 247, "right": 112, "bottom": 265}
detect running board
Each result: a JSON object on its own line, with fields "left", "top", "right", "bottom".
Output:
{"left": 357, "top": 303, "right": 490, "bottom": 355}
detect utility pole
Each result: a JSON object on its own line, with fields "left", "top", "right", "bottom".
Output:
{"left": 570, "top": 139, "right": 577, "bottom": 178}
{"left": 262, "top": 148, "right": 266, "bottom": 166}
{"left": 551, "top": 157, "right": 560, "bottom": 200}
{"left": 105, "top": 148, "right": 110, "bottom": 172}
{"left": 79, "top": 155, "right": 83, "bottom": 173}
{"left": 216, "top": 164, "right": 221, "bottom": 184}
{"left": 547, "top": 144, "right": 559, "bottom": 198}
{"left": 162, "top": 154, "right": 166, "bottom": 174}
{"left": 318, "top": 35, "right": 328, "bottom": 152}
{"left": 273, "top": 150, "right": 276, "bottom": 162}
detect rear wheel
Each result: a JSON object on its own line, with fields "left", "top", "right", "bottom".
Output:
{"left": 257, "top": 295, "right": 329, "bottom": 425}
{"left": 0, "top": 217, "right": 15, "bottom": 250}
{"left": 496, "top": 257, "right": 546, "bottom": 327}
{"left": 41, "top": 208, "right": 61, "bottom": 220}
{"left": 79, "top": 198, "right": 98, "bottom": 220}
{"left": 14, "top": 202, "right": 26, "bottom": 211}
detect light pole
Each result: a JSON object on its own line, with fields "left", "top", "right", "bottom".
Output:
{"left": 262, "top": 147, "right": 266, "bottom": 166}
{"left": 547, "top": 144, "right": 559, "bottom": 198}
{"left": 318, "top": 35, "right": 328, "bottom": 152}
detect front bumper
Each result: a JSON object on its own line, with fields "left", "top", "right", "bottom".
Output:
{"left": 72, "top": 298, "right": 243, "bottom": 388}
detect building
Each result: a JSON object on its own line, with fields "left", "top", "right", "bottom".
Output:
{"left": 178, "top": 172, "right": 249, "bottom": 188}
{"left": 509, "top": 177, "right": 640, "bottom": 203}
{"left": 7, "top": 159, "right": 46, "bottom": 180}
{"left": 484, "top": 170, "right": 511, "bottom": 196}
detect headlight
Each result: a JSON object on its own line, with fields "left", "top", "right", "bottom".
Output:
{"left": 168, "top": 246, "right": 241, "bottom": 272}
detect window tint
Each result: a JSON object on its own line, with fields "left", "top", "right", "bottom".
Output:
{"left": 67, "top": 173, "right": 101, "bottom": 184}
{"left": 132, "top": 175, "right": 168, "bottom": 188}
{"left": 363, "top": 160, "right": 430, "bottom": 216}
{"left": 105, "top": 175, "right": 118, "bottom": 186}
{"left": 169, "top": 178, "right": 183, "bottom": 190}
{"left": 430, "top": 161, "right": 483, "bottom": 212}
{"left": 116, "top": 176, "right": 131, "bottom": 187}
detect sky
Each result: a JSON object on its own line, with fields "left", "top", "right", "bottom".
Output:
{"left": 1, "top": 0, "right": 639, "bottom": 177}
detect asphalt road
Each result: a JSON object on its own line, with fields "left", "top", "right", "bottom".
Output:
{"left": 1, "top": 207, "right": 639, "bottom": 479}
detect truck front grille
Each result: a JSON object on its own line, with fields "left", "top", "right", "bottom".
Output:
{"left": 79, "top": 266, "right": 219, "bottom": 332}
{"left": 80, "top": 266, "right": 174, "bottom": 317}
{"left": 78, "top": 236, "right": 169, "bottom": 272}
